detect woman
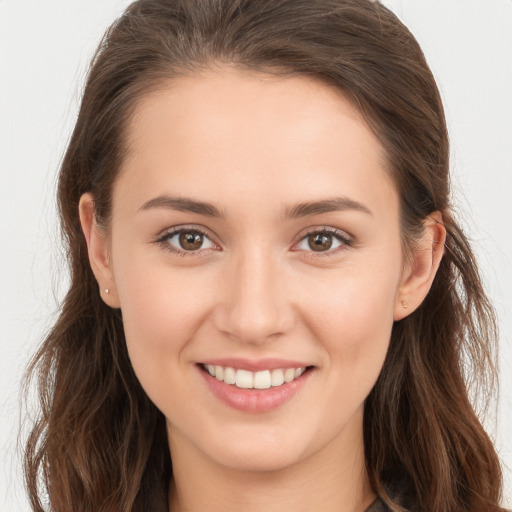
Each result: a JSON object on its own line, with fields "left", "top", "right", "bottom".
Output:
{"left": 22, "top": 1, "right": 507, "bottom": 511}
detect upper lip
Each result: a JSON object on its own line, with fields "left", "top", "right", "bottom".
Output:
{"left": 199, "top": 358, "right": 312, "bottom": 372}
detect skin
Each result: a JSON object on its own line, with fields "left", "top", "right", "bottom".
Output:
{"left": 80, "top": 67, "right": 445, "bottom": 512}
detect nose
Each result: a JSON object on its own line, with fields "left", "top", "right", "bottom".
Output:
{"left": 212, "top": 249, "right": 296, "bottom": 345}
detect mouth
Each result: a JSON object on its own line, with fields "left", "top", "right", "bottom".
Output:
{"left": 201, "top": 363, "right": 311, "bottom": 390}
{"left": 198, "top": 361, "right": 314, "bottom": 413}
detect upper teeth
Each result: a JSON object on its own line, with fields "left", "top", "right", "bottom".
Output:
{"left": 204, "top": 365, "right": 306, "bottom": 389}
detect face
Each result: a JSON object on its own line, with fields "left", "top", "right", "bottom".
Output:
{"left": 89, "top": 68, "right": 414, "bottom": 472}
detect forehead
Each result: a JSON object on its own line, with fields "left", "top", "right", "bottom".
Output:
{"left": 116, "top": 67, "right": 397, "bottom": 222}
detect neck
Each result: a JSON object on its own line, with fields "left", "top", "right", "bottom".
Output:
{"left": 167, "top": 415, "right": 375, "bottom": 512}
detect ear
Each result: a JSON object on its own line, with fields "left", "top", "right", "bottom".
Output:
{"left": 394, "top": 212, "right": 446, "bottom": 321}
{"left": 78, "top": 193, "right": 120, "bottom": 308}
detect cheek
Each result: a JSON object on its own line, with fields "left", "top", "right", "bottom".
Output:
{"left": 113, "top": 259, "right": 222, "bottom": 424}
{"left": 112, "top": 251, "right": 215, "bottom": 381}
{"left": 306, "top": 261, "right": 399, "bottom": 339}
{"left": 300, "top": 257, "right": 401, "bottom": 384}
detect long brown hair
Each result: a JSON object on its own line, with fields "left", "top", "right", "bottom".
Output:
{"left": 23, "top": 1, "right": 505, "bottom": 511}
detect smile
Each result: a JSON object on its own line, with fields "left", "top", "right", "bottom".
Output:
{"left": 202, "top": 364, "right": 307, "bottom": 389}
{"left": 199, "top": 361, "right": 313, "bottom": 413}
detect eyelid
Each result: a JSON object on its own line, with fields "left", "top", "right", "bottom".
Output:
{"left": 152, "top": 224, "right": 354, "bottom": 258}
{"left": 291, "top": 226, "right": 354, "bottom": 256}
{"left": 154, "top": 225, "right": 221, "bottom": 256}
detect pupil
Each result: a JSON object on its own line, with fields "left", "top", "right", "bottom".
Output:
{"left": 309, "top": 233, "right": 332, "bottom": 252}
{"left": 179, "top": 231, "right": 203, "bottom": 250}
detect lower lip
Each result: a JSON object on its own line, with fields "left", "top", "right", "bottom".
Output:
{"left": 199, "top": 366, "right": 312, "bottom": 413}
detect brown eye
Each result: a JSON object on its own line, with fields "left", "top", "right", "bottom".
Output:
{"left": 179, "top": 231, "right": 204, "bottom": 251}
{"left": 308, "top": 233, "right": 333, "bottom": 252}
{"left": 159, "top": 228, "right": 216, "bottom": 254}
{"left": 294, "top": 229, "right": 351, "bottom": 255}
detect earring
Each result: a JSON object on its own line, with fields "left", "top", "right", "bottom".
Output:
{"left": 104, "top": 288, "right": 110, "bottom": 294}
{"left": 401, "top": 299, "right": 408, "bottom": 309}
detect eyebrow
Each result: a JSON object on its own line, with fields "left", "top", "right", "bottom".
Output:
{"left": 139, "top": 195, "right": 223, "bottom": 217}
{"left": 138, "top": 194, "right": 372, "bottom": 219}
{"left": 283, "top": 197, "right": 372, "bottom": 219}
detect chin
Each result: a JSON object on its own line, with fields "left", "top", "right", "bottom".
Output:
{"left": 210, "top": 442, "right": 306, "bottom": 473}
{"left": 194, "top": 419, "right": 330, "bottom": 474}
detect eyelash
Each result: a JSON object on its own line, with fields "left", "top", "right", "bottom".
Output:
{"left": 293, "top": 227, "right": 353, "bottom": 258}
{"left": 155, "top": 226, "right": 217, "bottom": 257}
{"left": 154, "top": 226, "right": 353, "bottom": 257}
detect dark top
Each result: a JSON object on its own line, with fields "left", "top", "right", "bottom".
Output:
{"left": 364, "top": 497, "right": 389, "bottom": 511}
{"left": 364, "top": 481, "right": 417, "bottom": 511}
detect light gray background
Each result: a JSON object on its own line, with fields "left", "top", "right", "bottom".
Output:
{"left": 1, "top": 1, "right": 511, "bottom": 510}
